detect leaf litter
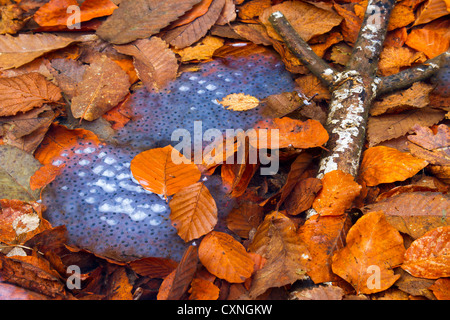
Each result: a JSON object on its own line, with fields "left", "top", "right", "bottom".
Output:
{"left": 0, "top": 0, "right": 448, "bottom": 301}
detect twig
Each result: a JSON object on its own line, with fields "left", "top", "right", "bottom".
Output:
{"left": 268, "top": 11, "right": 337, "bottom": 88}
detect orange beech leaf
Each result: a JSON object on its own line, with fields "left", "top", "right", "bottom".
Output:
{"left": 198, "top": 231, "right": 254, "bottom": 283}
{"left": 429, "top": 278, "right": 450, "bottom": 300}
{"left": 290, "top": 285, "right": 344, "bottom": 300}
{"left": 360, "top": 146, "right": 429, "bottom": 186}
{"left": 249, "top": 118, "right": 328, "bottom": 149}
{"left": 130, "top": 145, "right": 201, "bottom": 199}
{"left": 218, "top": 93, "right": 260, "bottom": 111}
{"left": 298, "top": 214, "right": 352, "bottom": 284}
{"left": 0, "top": 199, "right": 52, "bottom": 245}
{"left": 414, "top": 0, "right": 450, "bottom": 26}
{"left": 128, "top": 257, "right": 177, "bottom": 278}
{"left": 169, "top": 182, "right": 218, "bottom": 242}
{"left": 188, "top": 278, "right": 220, "bottom": 300}
{"left": 284, "top": 177, "right": 322, "bottom": 215}
{"left": 401, "top": 226, "right": 450, "bottom": 279}
{"left": 34, "top": 123, "right": 101, "bottom": 166}
{"left": 378, "top": 46, "right": 427, "bottom": 76}
{"left": 226, "top": 201, "right": 264, "bottom": 239}
{"left": 332, "top": 211, "right": 406, "bottom": 294}
{"left": 170, "top": 0, "right": 213, "bottom": 29}
{"left": 173, "top": 35, "right": 224, "bottom": 62}
{"left": 312, "top": 170, "right": 362, "bottom": 216}
{"left": 407, "top": 124, "right": 450, "bottom": 166}
{"left": 157, "top": 245, "right": 198, "bottom": 300}
{"left": 29, "top": 163, "right": 65, "bottom": 191}
{"left": 406, "top": 28, "right": 450, "bottom": 59}
{"left": 34, "top": 0, "right": 117, "bottom": 27}
{"left": 221, "top": 161, "right": 259, "bottom": 198}
{"left": 248, "top": 211, "right": 310, "bottom": 298}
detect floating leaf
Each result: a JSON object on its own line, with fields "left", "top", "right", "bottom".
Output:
{"left": 362, "top": 191, "right": 450, "bottom": 239}
{"left": 401, "top": 226, "right": 450, "bottom": 279}
{"left": 0, "top": 145, "right": 42, "bottom": 201}
{"left": 332, "top": 211, "right": 405, "bottom": 294}
{"left": 71, "top": 55, "right": 130, "bottom": 121}
{"left": 29, "top": 163, "right": 65, "bottom": 191}
{"left": 0, "top": 73, "right": 61, "bottom": 117}
{"left": 188, "top": 278, "right": 220, "bottom": 300}
{"left": 299, "top": 214, "right": 352, "bottom": 284}
{"left": 360, "top": 146, "right": 429, "bottom": 186}
{"left": 114, "top": 37, "right": 178, "bottom": 91}
{"left": 312, "top": 170, "right": 362, "bottom": 216}
{"left": 169, "top": 182, "right": 218, "bottom": 242}
{"left": 96, "top": 0, "right": 203, "bottom": 44}
{"left": 198, "top": 231, "right": 254, "bottom": 283}
{"left": 248, "top": 211, "right": 310, "bottom": 298}
{"left": 130, "top": 145, "right": 201, "bottom": 198}
{"left": 218, "top": 93, "right": 260, "bottom": 111}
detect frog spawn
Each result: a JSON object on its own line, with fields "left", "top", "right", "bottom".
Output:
{"left": 42, "top": 53, "right": 297, "bottom": 261}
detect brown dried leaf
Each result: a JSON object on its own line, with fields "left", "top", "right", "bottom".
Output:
{"left": 114, "top": 37, "right": 178, "bottom": 91}
{"left": 226, "top": 201, "right": 264, "bottom": 239}
{"left": 407, "top": 124, "right": 450, "bottom": 165}
{"left": 96, "top": 0, "right": 202, "bottom": 44}
{"left": 47, "top": 58, "right": 87, "bottom": 99}
{"left": 0, "top": 73, "right": 61, "bottom": 117}
{"left": 367, "top": 108, "right": 446, "bottom": 147}
{"left": 71, "top": 55, "right": 130, "bottom": 121}
{"left": 260, "top": 1, "right": 343, "bottom": 43}
{"left": 362, "top": 191, "right": 450, "bottom": 239}
{"left": 370, "top": 82, "right": 434, "bottom": 116}
{"left": 129, "top": 257, "right": 177, "bottom": 278}
{"left": 163, "top": 0, "right": 226, "bottom": 49}
{"left": 248, "top": 211, "right": 310, "bottom": 298}
{"left": 290, "top": 285, "right": 344, "bottom": 300}
{"left": 0, "top": 4, "right": 25, "bottom": 35}
{"left": 232, "top": 24, "right": 272, "bottom": 46}
{"left": 284, "top": 177, "right": 322, "bottom": 215}
{"left": 169, "top": 182, "right": 218, "bottom": 242}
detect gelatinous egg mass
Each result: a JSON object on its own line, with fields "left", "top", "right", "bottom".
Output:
{"left": 42, "top": 53, "right": 296, "bottom": 262}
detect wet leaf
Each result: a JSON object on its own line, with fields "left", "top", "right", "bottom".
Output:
{"left": 332, "top": 211, "right": 405, "bottom": 294}
{"left": 362, "top": 191, "right": 450, "bottom": 239}
{"left": 248, "top": 211, "right": 310, "bottom": 298}
{"left": 360, "top": 146, "right": 429, "bottom": 186}
{"left": 312, "top": 170, "right": 362, "bottom": 216}
{"left": 114, "top": 37, "right": 178, "bottom": 91}
{"left": 29, "top": 163, "right": 65, "bottom": 191}
{"left": 96, "top": 0, "right": 202, "bottom": 44}
{"left": 71, "top": 55, "right": 130, "bottom": 121}
{"left": 0, "top": 73, "right": 61, "bottom": 117}
{"left": 130, "top": 145, "right": 201, "bottom": 199}
{"left": 401, "top": 226, "right": 450, "bottom": 279}
{"left": 198, "top": 231, "right": 254, "bottom": 283}
{"left": 218, "top": 93, "right": 260, "bottom": 111}
{"left": 169, "top": 182, "right": 218, "bottom": 242}
{"left": 0, "top": 145, "right": 42, "bottom": 201}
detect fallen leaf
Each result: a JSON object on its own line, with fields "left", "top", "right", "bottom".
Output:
{"left": 163, "top": 0, "right": 226, "bottom": 49}
{"left": 226, "top": 201, "right": 264, "bottom": 239}
{"left": 260, "top": 1, "right": 343, "bottom": 43}
{"left": 47, "top": 58, "right": 87, "bottom": 99}
{"left": 107, "top": 266, "right": 133, "bottom": 300}
{"left": 232, "top": 24, "right": 272, "bottom": 46}
{"left": 429, "top": 278, "right": 450, "bottom": 300}
{"left": 295, "top": 74, "right": 331, "bottom": 101}
{"left": 169, "top": 182, "right": 218, "bottom": 242}
{"left": 71, "top": 55, "right": 130, "bottom": 121}
{"left": 0, "top": 73, "right": 61, "bottom": 117}
{"left": 401, "top": 226, "right": 450, "bottom": 279}
{"left": 248, "top": 211, "right": 310, "bottom": 298}
{"left": 114, "top": 37, "right": 178, "bottom": 91}
{"left": 312, "top": 170, "right": 362, "bottom": 216}
{"left": 333, "top": 2, "right": 361, "bottom": 44}
{"left": 407, "top": 124, "right": 450, "bottom": 166}
{"left": 360, "top": 146, "right": 429, "bottom": 186}
{"left": 0, "top": 145, "right": 42, "bottom": 201}
{"left": 218, "top": 93, "right": 260, "bottom": 111}
{"left": 96, "top": 0, "right": 202, "bottom": 44}
{"left": 249, "top": 118, "right": 329, "bottom": 149}
{"left": 172, "top": 35, "right": 224, "bottom": 62}
{"left": 414, "top": 0, "right": 450, "bottom": 26}
{"left": 130, "top": 145, "right": 201, "bottom": 199}
{"left": 157, "top": 245, "right": 199, "bottom": 300}
{"left": 362, "top": 191, "right": 450, "bottom": 239}
{"left": 0, "top": 4, "right": 25, "bottom": 35}
{"left": 237, "top": 0, "right": 271, "bottom": 21}
{"left": 290, "top": 285, "right": 344, "bottom": 300}
{"left": 332, "top": 211, "right": 405, "bottom": 294}
{"left": 198, "top": 231, "right": 254, "bottom": 283}
{"left": 170, "top": 0, "right": 213, "bottom": 29}
{"left": 0, "top": 33, "right": 93, "bottom": 70}
{"left": 395, "top": 268, "right": 436, "bottom": 299}
{"left": 378, "top": 46, "right": 427, "bottom": 76}
{"left": 188, "top": 278, "right": 220, "bottom": 300}
{"left": 128, "top": 257, "right": 177, "bottom": 278}
{"left": 284, "top": 177, "right": 322, "bottom": 215}
{"left": 0, "top": 283, "right": 50, "bottom": 300}
{"left": 367, "top": 108, "right": 446, "bottom": 147}
{"left": 354, "top": 2, "right": 415, "bottom": 31}
{"left": 406, "top": 28, "right": 450, "bottom": 59}
{"left": 221, "top": 160, "right": 259, "bottom": 198}
{"left": 370, "top": 82, "right": 434, "bottom": 116}
{"left": 299, "top": 214, "right": 352, "bottom": 284}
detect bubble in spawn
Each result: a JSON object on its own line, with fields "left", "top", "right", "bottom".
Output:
{"left": 42, "top": 53, "right": 296, "bottom": 261}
